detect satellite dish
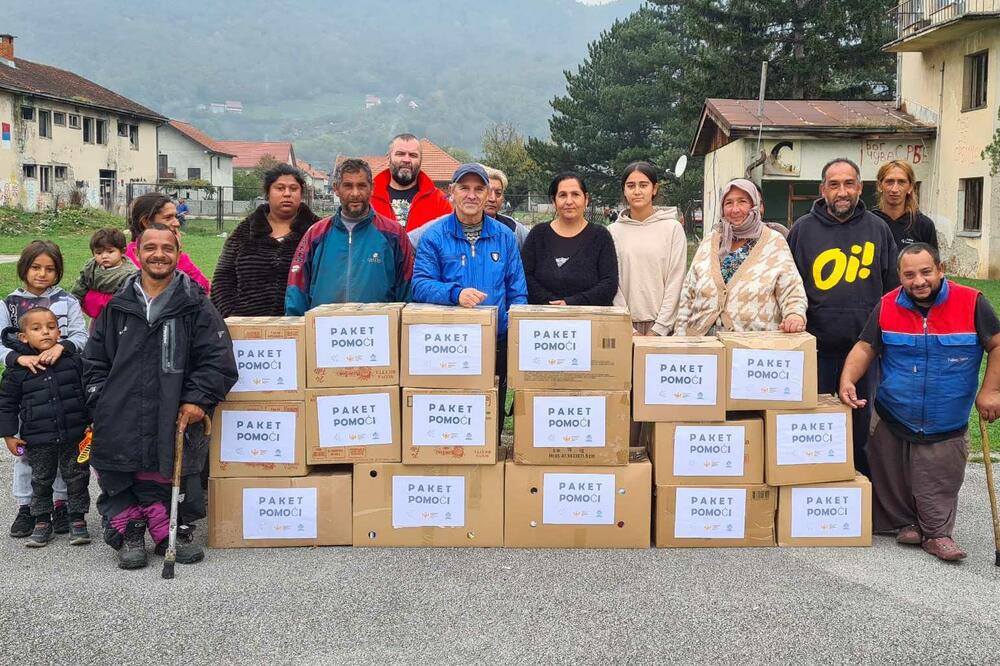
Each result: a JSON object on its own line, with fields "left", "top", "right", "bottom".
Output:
{"left": 674, "top": 155, "right": 688, "bottom": 179}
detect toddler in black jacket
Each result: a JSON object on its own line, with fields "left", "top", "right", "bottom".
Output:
{"left": 0, "top": 307, "right": 90, "bottom": 548}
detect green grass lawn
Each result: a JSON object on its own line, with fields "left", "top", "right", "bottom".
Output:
{"left": 951, "top": 277, "right": 1000, "bottom": 459}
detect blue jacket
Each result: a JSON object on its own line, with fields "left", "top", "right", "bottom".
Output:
{"left": 877, "top": 279, "right": 983, "bottom": 436}
{"left": 411, "top": 213, "right": 527, "bottom": 337}
{"left": 285, "top": 208, "right": 414, "bottom": 315}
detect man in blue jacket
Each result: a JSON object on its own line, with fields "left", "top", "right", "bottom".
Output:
{"left": 412, "top": 163, "right": 528, "bottom": 430}
{"left": 285, "top": 159, "right": 414, "bottom": 315}
{"left": 840, "top": 243, "right": 1000, "bottom": 562}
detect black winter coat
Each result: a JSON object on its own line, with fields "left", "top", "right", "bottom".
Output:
{"left": 83, "top": 272, "right": 238, "bottom": 477}
{"left": 0, "top": 328, "right": 88, "bottom": 447}
{"left": 210, "top": 203, "right": 319, "bottom": 317}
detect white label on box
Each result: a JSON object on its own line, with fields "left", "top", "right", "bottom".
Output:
{"left": 314, "top": 314, "right": 390, "bottom": 368}
{"left": 672, "top": 426, "right": 745, "bottom": 477}
{"left": 242, "top": 488, "right": 317, "bottom": 540}
{"left": 542, "top": 473, "right": 615, "bottom": 525}
{"left": 644, "top": 353, "right": 718, "bottom": 406}
{"left": 729, "top": 349, "right": 804, "bottom": 402}
{"left": 408, "top": 324, "right": 482, "bottom": 376}
{"left": 220, "top": 410, "right": 298, "bottom": 464}
{"left": 518, "top": 320, "right": 592, "bottom": 372}
{"left": 775, "top": 412, "right": 848, "bottom": 466}
{"left": 532, "top": 395, "right": 606, "bottom": 448}
{"left": 791, "top": 487, "right": 863, "bottom": 538}
{"left": 231, "top": 339, "right": 298, "bottom": 393}
{"left": 316, "top": 392, "right": 393, "bottom": 448}
{"left": 391, "top": 475, "right": 465, "bottom": 528}
{"left": 673, "top": 487, "right": 746, "bottom": 539}
{"left": 411, "top": 394, "right": 487, "bottom": 447}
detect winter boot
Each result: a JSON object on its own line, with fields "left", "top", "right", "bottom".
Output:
{"left": 10, "top": 505, "right": 33, "bottom": 538}
{"left": 52, "top": 504, "right": 70, "bottom": 534}
{"left": 154, "top": 525, "right": 204, "bottom": 564}
{"left": 116, "top": 519, "right": 148, "bottom": 570}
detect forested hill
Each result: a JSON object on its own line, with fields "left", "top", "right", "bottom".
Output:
{"left": 6, "top": 0, "right": 641, "bottom": 166}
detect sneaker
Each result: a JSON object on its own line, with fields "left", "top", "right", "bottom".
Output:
{"left": 896, "top": 525, "right": 922, "bottom": 545}
{"left": 10, "top": 505, "right": 33, "bottom": 538}
{"left": 69, "top": 520, "right": 91, "bottom": 546}
{"left": 25, "top": 522, "right": 53, "bottom": 548}
{"left": 116, "top": 519, "right": 148, "bottom": 570}
{"left": 922, "top": 536, "right": 967, "bottom": 562}
{"left": 52, "top": 504, "right": 70, "bottom": 534}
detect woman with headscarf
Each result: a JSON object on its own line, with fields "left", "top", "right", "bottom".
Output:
{"left": 674, "top": 178, "right": 806, "bottom": 335}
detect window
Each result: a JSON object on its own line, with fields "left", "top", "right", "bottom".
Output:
{"left": 54, "top": 166, "right": 67, "bottom": 180}
{"left": 21, "top": 107, "right": 34, "bottom": 121}
{"left": 960, "top": 177, "right": 984, "bottom": 232}
{"left": 22, "top": 164, "right": 36, "bottom": 178}
{"left": 187, "top": 168, "right": 202, "bottom": 180}
{"left": 95, "top": 119, "right": 107, "bottom": 145}
{"left": 38, "top": 110, "right": 51, "bottom": 138}
{"left": 82, "top": 117, "right": 93, "bottom": 143}
{"left": 117, "top": 121, "right": 129, "bottom": 137}
{"left": 129, "top": 124, "right": 139, "bottom": 150}
{"left": 53, "top": 112, "right": 66, "bottom": 126}
{"left": 38, "top": 166, "right": 51, "bottom": 193}
{"left": 964, "top": 51, "right": 988, "bottom": 111}
{"left": 68, "top": 114, "right": 81, "bottom": 129}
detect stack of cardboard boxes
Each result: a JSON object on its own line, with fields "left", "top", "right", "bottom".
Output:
{"left": 208, "top": 316, "right": 352, "bottom": 548}
{"left": 637, "top": 331, "right": 871, "bottom": 548}
{"left": 353, "top": 304, "right": 505, "bottom": 547}
{"left": 504, "top": 305, "right": 651, "bottom": 548}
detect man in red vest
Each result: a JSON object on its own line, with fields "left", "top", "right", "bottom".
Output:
{"left": 840, "top": 243, "right": 1000, "bottom": 562}
{"left": 371, "top": 133, "right": 452, "bottom": 232}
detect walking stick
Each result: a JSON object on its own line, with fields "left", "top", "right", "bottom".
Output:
{"left": 977, "top": 416, "right": 1000, "bottom": 567}
{"left": 162, "top": 414, "right": 212, "bottom": 580}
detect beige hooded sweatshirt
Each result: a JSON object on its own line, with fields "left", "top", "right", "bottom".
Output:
{"left": 609, "top": 207, "right": 687, "bottom": 335}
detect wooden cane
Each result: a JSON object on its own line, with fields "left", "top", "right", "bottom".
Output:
{"left": 977, "top": 416, "right": 1000, "bottom": 567}
{"left": 162, "top": 414, "right": 212, "bottom": 580}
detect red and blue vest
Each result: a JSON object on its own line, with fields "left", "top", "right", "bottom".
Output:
{"left": 877, "top": 279, "right": 983, "bottom": 436}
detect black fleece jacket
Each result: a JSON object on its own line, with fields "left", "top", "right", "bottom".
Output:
{"left": 787, "top": 199, "right": 899, "bottom": 356}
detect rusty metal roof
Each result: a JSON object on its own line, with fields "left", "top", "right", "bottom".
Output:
{"left": 0, "top": 57, "right": 165, "bottom": 121}
{"left": 691, "top": 99, "right": 936, "bottom": 156}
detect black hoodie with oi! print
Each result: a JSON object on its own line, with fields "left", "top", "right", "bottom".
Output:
{"left": 786, "top": 198, "right": 899, "bottom": 356}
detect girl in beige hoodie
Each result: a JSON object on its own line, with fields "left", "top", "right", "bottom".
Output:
{"left": 609, "top": 162, "right": 688, "bottom": 335}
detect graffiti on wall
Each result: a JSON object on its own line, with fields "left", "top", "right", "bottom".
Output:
{"left": 0, "top": 178, "right": 20, "bottom": 207}
{"left": 862, "top": 141, "right": 930, "bottom": 166}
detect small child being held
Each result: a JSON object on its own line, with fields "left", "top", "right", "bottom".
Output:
{"left": 0, "top": 307, "right": 91, "bottom": 547}
{"left": 71, "top": 228, "right": 137, "bottom": 319}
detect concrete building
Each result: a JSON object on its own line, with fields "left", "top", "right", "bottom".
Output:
{"left": 690, "top": 99, "right": 935, "bottom": 230}
{"left": 0, "top": 34, "right": 165, "bottom": 212}
{"left": 157, "top": 120, "right": 234, "bottom": 187}
{"left": 296, "top": 159, "right": 329, "bottom": 196}
{"left": 887, "top": 0, "right": 1000, "bottom": 277}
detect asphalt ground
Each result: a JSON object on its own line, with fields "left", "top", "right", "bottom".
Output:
{"left": 1, "top": 455, "right": 998, "bottom": 665}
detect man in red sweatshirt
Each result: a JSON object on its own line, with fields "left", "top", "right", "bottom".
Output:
{"left": 371, "top": 133, "right": 452, "bottom": 232}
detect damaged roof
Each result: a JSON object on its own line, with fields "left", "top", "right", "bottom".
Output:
{"left": 0, "top": 57, "right": 165, "bottom": 121}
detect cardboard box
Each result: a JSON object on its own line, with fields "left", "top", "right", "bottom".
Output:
{"left": 765, "top": 395, "right": 855, "bottom": 486}
{"left": 647, "top": 416, "right": 764, "bottom": 486}
{"left": 654, "top": 484, "right": 776, "bottom": 548}
{"left": 507, "top": 305, "right": 632, "bottom": 391}
{"left": 503, "top": 455, "right": 652, "bottom": 548}
{"left": 400, "top": 304, "right": 497, "bottom": 389}
{"left": 512, "top": 390, "right": 630, "bottom": 466}
{"left": 777, "top": 476, "right": 873, "bottom": 547}
{"left": 225, "top": 317, "right": 305, "bottom": 401}
{"left": 305, "top": 387, "right": 401, "bottom": 464}
{"left": 210, "top": 401, "right": 307, "bottom": 478}
{"left": 305, "top": 302, "right": 403, "bottom": 388}
{"left": 352, "top": 461, "right": 505, "bottom": 547}
{"left": 402, "top": 387, "right": 498, "bottom": 465}
{"left": 207, "top": 469, "right": 352, "bottom": 548}
{"left": 718, "top": 331, "right": 818, "bottom": 411}
{"left": 632, "top": 337, "right": 727, "bottom": 422}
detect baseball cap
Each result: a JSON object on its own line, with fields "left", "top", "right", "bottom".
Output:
{"left": 451, "top": 163, "right": 490, "bottom": 186}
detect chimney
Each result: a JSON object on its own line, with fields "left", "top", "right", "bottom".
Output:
{"left": 0, "top": 35, "right": 15, "bottom": 63}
